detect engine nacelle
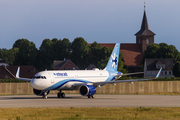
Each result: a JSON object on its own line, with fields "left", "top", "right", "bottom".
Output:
{"left": 33, "top": 89, "right": 50, "bottom": 96}
{"left": 79, "top": 85, "right": 96, "bottom": 96}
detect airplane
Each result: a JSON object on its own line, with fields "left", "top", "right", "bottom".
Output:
{"left": 15, "top": 43, "right": 162, "bottom": 99}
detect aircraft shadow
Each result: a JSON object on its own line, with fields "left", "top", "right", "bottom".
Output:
{"left": 0, "top": 96, "right": 91, "bottom": 100}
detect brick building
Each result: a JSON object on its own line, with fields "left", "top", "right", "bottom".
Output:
{"left": 120, "top": 9, "right": 155, "bottom": 72}
{"left": 89, "top": 10, "right": 155, "bottom": 73}
{"left": 53, "top": 59, "right": 79, "bottom": 70}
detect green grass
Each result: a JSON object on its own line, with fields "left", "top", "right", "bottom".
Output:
{"left": 1, "top": 107, "right": 180, "bottom": 120}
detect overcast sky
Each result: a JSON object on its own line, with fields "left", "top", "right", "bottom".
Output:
{"left": 0, "top": 0, "right": 180, "bottom": 51}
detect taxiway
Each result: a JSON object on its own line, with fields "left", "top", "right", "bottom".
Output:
{"left": 0, "top": 94, "right": 180, "bottom": 108}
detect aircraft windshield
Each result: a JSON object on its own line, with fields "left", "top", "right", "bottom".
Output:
{"left": 33, "top": 76, "right": 46, "bottom": 79}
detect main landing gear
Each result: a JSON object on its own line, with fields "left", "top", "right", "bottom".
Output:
{"left": 88, "top": 96, "right": 94, "bottom": 98}
{"left": 57, "top": 90, "right": 65, "bottom": 98}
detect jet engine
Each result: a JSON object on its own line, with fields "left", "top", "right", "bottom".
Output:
{"left": 79, "top": 85, "right": 96, "bottom": 96}
{"left": 33, "top": 88, "right": 50, "bottom": 96}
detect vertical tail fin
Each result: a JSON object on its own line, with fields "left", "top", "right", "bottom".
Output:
{"left": 104, "top": 43, "right": 120, "bottom": 71}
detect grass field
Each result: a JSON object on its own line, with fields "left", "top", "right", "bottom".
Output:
{"left": 1, "top": 107, "right": 180, "bottom": 120}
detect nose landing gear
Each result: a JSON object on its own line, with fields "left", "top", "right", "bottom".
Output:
{"left": 42, "top": 91, "right": 49, "bottom": 99}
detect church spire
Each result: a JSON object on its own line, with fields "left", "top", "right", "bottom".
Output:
{"left": 135, "top": 5, "right": 155, "bottom": 53}
{"left": 135, "top": 9, "right": 155, "bottom": 36}
{"left": 140, "top": 11, "right": 149, "bottom": 31}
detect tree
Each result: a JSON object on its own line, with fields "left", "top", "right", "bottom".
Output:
{"left": 51, "top": 38, "right": 61, "bottom": 60}
{"left": 0, "top": 48, "right": 19, "bottom": 65}
{"left": 167, "top": 45, "right": 180, "bottom": 61}
{"left": 118, "top": 53, "right": 128, "bottom": 73}
{"left": 142, "top": 43, "right": 180, "bottom": 64}
{"left": 13, "top": 39, "right": 37, "bottom": 65}
{"left": 59, "top": 38, "right": 71, "bottom": 60}
{"left": 143, "top": 43, "right": 160, "bottom": 60}
{"left": 89, "top": 42, "right": 102, "bottom": 65}
{"left": 173, "top": 61, "right": 180, "bottom": 77}
{"left": 96, "top": 46, "right": 112, "bottom": 69}
{"left": 71, "top": 37, "right": 90, "bottom": 69}
{"left": 37, "top": 39, "right": 53, "bottom": 70}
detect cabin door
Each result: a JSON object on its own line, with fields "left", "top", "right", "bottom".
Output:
{"left": 49, "top": 73, "right": 54, "bottom": 83}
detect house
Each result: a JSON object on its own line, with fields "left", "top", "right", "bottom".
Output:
{"left": 0, "top": 65, "right": 39, "bottom": 79}
{"left": 144, "top": 58, "right": 174, "bottom": 78}
{"left": 53, "top": 59, "right": 79, "bottom": 70}
{"left": 86, "top": 64, "right": 96, "bottom": 70}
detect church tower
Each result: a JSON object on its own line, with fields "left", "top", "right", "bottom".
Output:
{"left": 135, "top": 9, "right": 155, "bottom": 53}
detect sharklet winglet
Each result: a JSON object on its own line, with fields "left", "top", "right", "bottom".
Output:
{"left": 16, "top": 67, "right": 20, "bottom": 78}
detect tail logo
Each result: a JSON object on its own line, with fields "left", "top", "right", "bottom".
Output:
{"left": 111, "top": 53, "right": 118, "bottom": 69}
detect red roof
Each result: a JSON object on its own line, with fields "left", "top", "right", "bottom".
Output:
{"left": 88, "top": 43, "right": 115, "bottom": 48}
{"left": 120, "top": 44, "right": 143, "bottom": 66}
{"left": 88, "top": 43, "right": 143, "bottom": 67}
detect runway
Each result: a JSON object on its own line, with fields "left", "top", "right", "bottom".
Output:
{"left": 1, "top": 94, "right": 180, "bottom": 108}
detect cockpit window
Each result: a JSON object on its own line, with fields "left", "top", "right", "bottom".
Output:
{"left": 33, "top": 76, "right": 46, "bottom": 79}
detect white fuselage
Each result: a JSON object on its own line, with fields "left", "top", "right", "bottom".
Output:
{"left": 30, "top": 70, "right": 110, "bottom": 90}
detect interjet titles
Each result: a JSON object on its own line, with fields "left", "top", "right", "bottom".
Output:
{"left": 53, "top": 72, "right": 68, "bottom": 76}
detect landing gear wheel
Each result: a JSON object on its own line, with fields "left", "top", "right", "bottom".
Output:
{"left": 42, "top": 95, "right": 47, "bottom": 99}
{"left": 57, "top": 93, "right": 61, "bottom": 98}
{"left": 57, "top": 92, "right": 65, "bottom": 98}
{"left": 61, "top": 93, "right": 65, "bottom": 98}
{"left": 88, "top": 96, "right": 94, "bottom": 98}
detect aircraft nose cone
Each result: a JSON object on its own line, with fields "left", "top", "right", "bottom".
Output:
{"left": 30, "top": 79, "right": 42, "bottom": 90}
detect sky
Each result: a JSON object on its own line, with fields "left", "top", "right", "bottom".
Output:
{"left": 0, "top": 0, "right": 180, "bottom": 50}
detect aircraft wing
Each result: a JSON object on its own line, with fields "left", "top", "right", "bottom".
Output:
{"left": 15, "top": 67, "right": 32, "bottom": 81}
{"left": 93, "top": 78, "right": 150, "bottom": 85}
{"left": 113, "top": 71, "right": 144, "bottom": 79}
{"left": 16, "top": 77, "right": 32, "bottom": 81}
{"left": 73, "top": 68, "right": 162, "bottom": 87}
{"left": 93, "top": 67, "right": 162, "bottom": 86}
